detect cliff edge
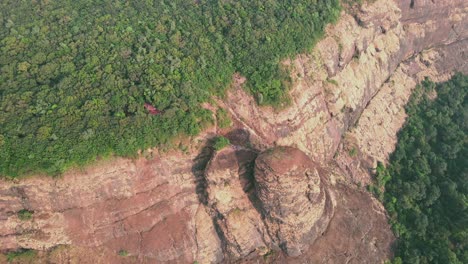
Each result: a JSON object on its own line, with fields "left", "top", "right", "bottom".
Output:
{"left": 1, "top": 0, "right": 467, "bottom": 263}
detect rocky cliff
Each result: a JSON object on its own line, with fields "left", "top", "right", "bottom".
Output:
{"left": 1, "top": 0, "right": 467, "bottom": 263}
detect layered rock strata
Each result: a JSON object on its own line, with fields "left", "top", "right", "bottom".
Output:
{"left": 202, "top": 146, "right": 333, "bottom": 259}
{"left": 222, "top": 0, "right": 468, "bottom": 166}
{"left": 254, "top": 147, "right": 332, "bottom": 256}
{"left": 204, "top": 147, "right": 268, "bottom": 259}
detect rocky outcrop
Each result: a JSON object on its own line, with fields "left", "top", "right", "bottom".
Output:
{"left": 254, "top": 147, "right": 332, "bottom": 256}
{"left": 204, "top": 147, "right": 268, "bottom": 260}
{"left": 254, "top": 181, "right": 395, "bottom": 264}
{"left": 335, "top": 47, "right": 462, "bottom": 184}
{"left": 222, "top": 0, "right": 468, "bottom": 167}
{"left": 0, "top": 153, "right": 211, "bottom": 263}
{"left": 202, "top": 146, "right": 333, "bottom": 259}
{"left": 333, "top": 0, "right": 468, "bottom": 184}
{"left": 1, "top": 0, "right": 467, "bottom": 263}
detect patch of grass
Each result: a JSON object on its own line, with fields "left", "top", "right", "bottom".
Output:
{"left": 230, "top": 207, "right": 242, "bottom": 217}
{"left": 6, "top": 249, "right": 36, "bottom": 262}
{"left": 216, "top": 108, "right": 232, "bottom": 128}
{"left": 385, "top": 257, "right": 403, "bottom": 264}
{"left": 348, "top": 147, "right": 358, "bottom": 157}
{"left": 262, "top": 249, "right": 276, "bottom": 261}
{"left": 118, "top": 250, "right": 128, "bottom": 257}
{"left": 326, "top": 78, "right": 339, "bottom": 86}
{"left": 178, "top": 143, "right": 188, "bottom": 153}
{"left": 352, "top": 52, "right": 360, "bottom": 61}
{"left": 17, "top": 209, "right": 33, "bottom": 221}
{"left": 213, "top": 136, "right": 230, "bottom": 151}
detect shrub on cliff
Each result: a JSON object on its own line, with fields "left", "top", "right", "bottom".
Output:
{"left": 213, "top": 136, "right": 230, "bottom": 151}
{"left": 17, "top": 209, "right": 33, "bottom": 221}
{"left": 6, "top": 249, "right": 37, "bottom": 262}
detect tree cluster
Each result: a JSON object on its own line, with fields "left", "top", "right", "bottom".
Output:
{"left": 383, "top": 74, "right": 467, "bottom": 264}
{"left": 0, "top": 0, "right": 341, "bottom": 176}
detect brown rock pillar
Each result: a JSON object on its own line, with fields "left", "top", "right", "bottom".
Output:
{"left": 254, "top": 146, "right": 332, "bottom": 256}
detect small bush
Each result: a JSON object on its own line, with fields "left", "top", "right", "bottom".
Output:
{"left": 262, "top": 249, "right": 276, "bottom": 261}
{"left": 118, "top": 250, "right": 128, "bottom": 257}
{"left": 326, "top": 78, "right": 339, "bottom": 86}
{"left": 348, "top": 147, "right": 357, "bottom": 157}
{"left": 216, "top": 108, "right": 232, "bottom": 128}
{"left": 213, "top": 136, "right": 230, "bottom": 151}
{"left": 17, "top": 210, "right": 33, "bottom": 221}
{"left": 6, "top": 249, "right": 36, "bottom": 262}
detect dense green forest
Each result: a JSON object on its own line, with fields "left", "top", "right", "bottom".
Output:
{"left": 0, "top": 0, "right": 341, "bottom": 176}
{"left": 379, "top": 74, "right": 467, "bottom": 264}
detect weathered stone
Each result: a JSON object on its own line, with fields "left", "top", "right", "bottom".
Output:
{"left": 254, "top": 147, "right": 332, "bottom": 256}
{"left": 205, "top": 147, "right": 270, "bottom": 259}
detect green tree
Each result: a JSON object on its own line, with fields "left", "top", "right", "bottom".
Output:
{"left": 382, "top": 74, "right": 467, "bottom": 264}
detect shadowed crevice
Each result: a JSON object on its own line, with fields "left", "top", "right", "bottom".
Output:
{"left": 191, "top": 137, "right": 216, "bottom": 206}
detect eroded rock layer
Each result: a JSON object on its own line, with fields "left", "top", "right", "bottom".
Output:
{"left": 204, "top": 147, "right": 268, "bottom": 259}
{"left": 254, "top": 147, "right": 332, "bottom": 257}
{"left": 223, "top": 0, "right": 468, "bottom": 166}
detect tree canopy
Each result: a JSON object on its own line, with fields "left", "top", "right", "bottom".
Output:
{"left": 382, "top": 74, "right": 467, "bottom": 264}
{"left": 0, "top": 0, "right": 341, "bottom": 176}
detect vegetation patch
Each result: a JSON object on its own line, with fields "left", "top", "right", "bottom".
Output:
{"left": 367, "top": 162, "right": 390, "bottom": 201}
{"left": 17, "top": 209, "right": 33, "bottom": 221}
{"left": 216, "top": 108, "right": 232, "bottom": 128}
{"left": 380, "top": 74, "right": 467, "bottom": 263}
{"left": 348, "top": 146, "right": 358, "bottom": 157}
{"left": 262, "top": 249, "right": 277, "bottom": 261}
{"left": 213, "top": 136, "right": 230, "bottom": 151}
{"left": 326, "top": 78, "right": 339, "bottom": 86}
{"left": 0, "top": 0, "right": 342, "bottom": 177}
{"left": 6, "top": 249, "right": 37, "bottom": 263}
{"left": 118, "top": 250, "right": 128, "bottom": 257}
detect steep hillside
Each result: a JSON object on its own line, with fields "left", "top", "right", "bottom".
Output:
{"left": 0, "top": 0, "right": 341, "bottom": 176}
{"left": 0, "top": 0, "right": 467, "bottom": 263}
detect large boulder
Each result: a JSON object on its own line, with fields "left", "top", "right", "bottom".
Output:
{"left": 254, "top": 146, "right": 333, "bottom": 256}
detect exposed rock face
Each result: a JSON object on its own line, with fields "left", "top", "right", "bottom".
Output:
{"left": 202, "top": 146, "right": 333, "bottom": 259}
{"left": 254, "top": 147, "right": 332, "bottom": 256}
{"left": 0, "top": 153, "right": 218, "bottom": 263}
{"left": 223, "top": 0, "right": 468, "bottom": 166}
{"left": 204, "top": 147, "right": 269, "bottom": 259}
{"left": 250, "top": 182, "right": 395, "bottom": 264}
{"left": 1, "top": 0, "right": 467, "bottom": 263}
{"left": 333, "top": 0, "right": 468, "bottom": 184}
